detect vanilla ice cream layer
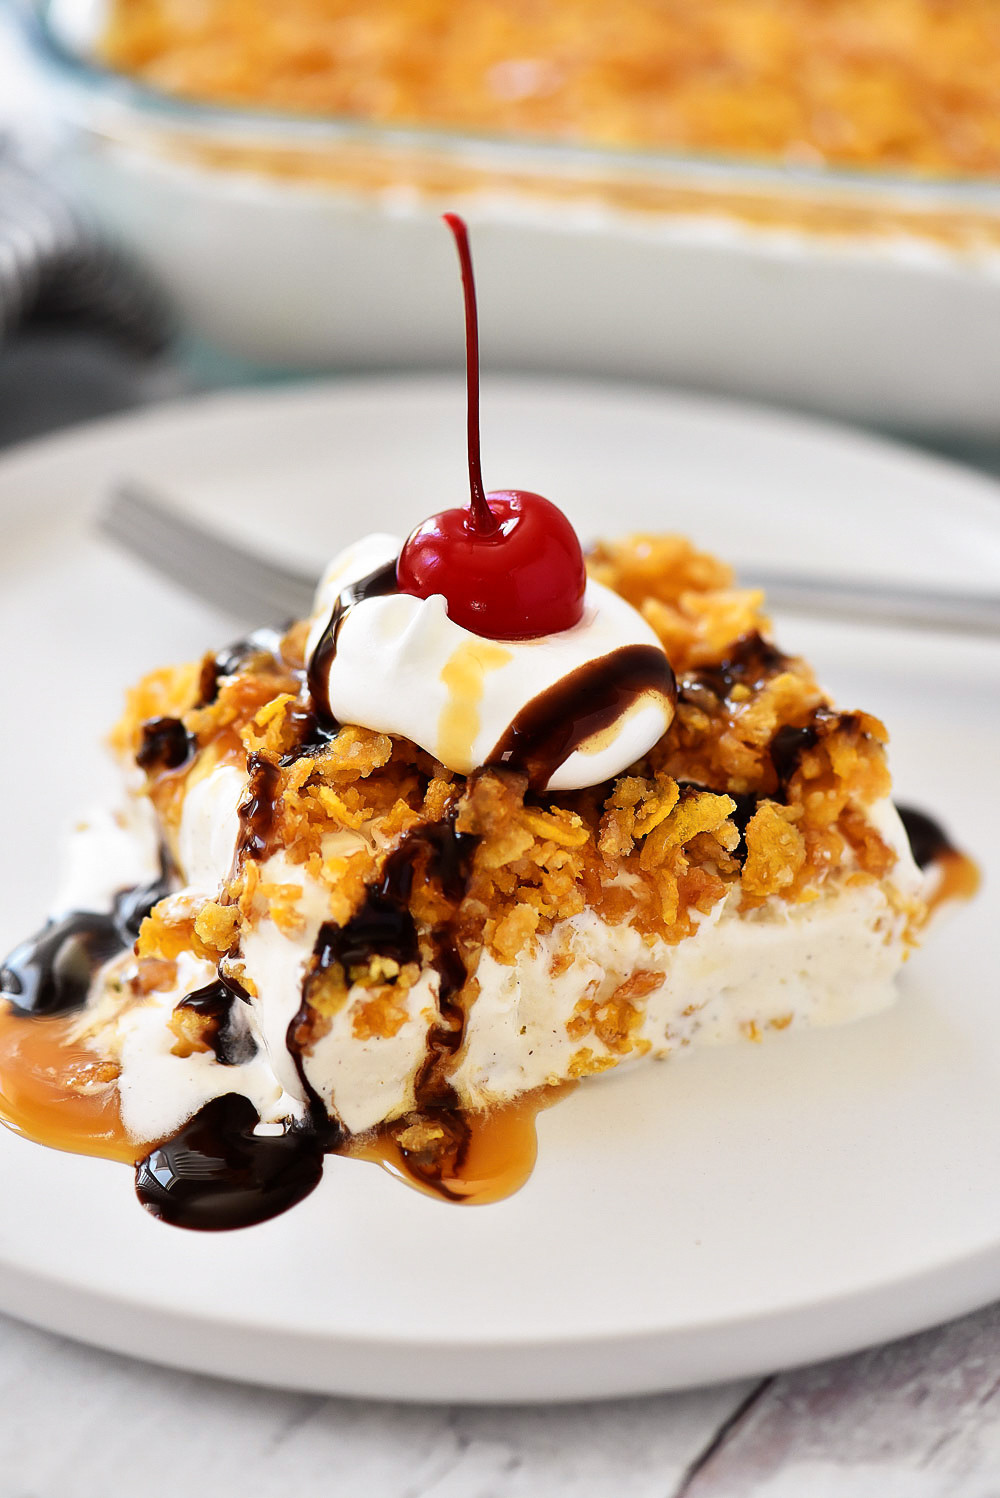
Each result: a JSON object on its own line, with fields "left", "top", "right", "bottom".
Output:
{"left": 81, "top": 792, "right": 922, "bottom": 1143}
{"left": 453, "top": 799, "right": 923, "bottom": 1109}
{"left": 306, "top": 533, "right": 673, "bottom": 791}
{"left": 454, "top": 881, "right": 912, "bottom": 1109}
{"left": 111, "top": 950, "right": 303, "bottom": 1144}
{"left": 97, "top": 858, "right": 917, "bottom": 1143}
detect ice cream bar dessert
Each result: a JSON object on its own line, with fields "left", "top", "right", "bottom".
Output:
{"left": 0, "top": 217, "right": 977, "bottom": 1231}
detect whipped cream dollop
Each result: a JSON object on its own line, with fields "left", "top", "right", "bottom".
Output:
{"left": 305, "top": 534, "right": 675, "bottom": 791}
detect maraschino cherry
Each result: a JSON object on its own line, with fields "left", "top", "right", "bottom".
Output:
{"left": 396, "top": 214, "right": 586, "bottom": 640}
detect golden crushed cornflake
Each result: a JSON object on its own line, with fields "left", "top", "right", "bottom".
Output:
{"left": 394, "top": 1120, "right": 447, "bottom": 1152}
{"left": 567, "top": 970, "right": 664, "bottom": 1056}
{"left": 351, "top": 988, "right": 411, "bottom": 1041}
{"left": 121, "top": 534, "right": 905, "bottom": 1007}
{"left": 567, "top": 1048, "right": 620, "bottom": 1080}
{"left": 168, "top": 1003, "right": 215, "bottom": 1059}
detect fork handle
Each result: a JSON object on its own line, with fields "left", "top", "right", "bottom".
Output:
{"left": 746, "top": 568, "right": 1000, "bottom": 636}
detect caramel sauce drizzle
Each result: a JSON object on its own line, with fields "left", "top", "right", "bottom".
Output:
{"left": 351, "top": 1083, "right": 574, "bottom": 1204}
{"left": 437, "top": 640, "right": 513, "bottom": 771}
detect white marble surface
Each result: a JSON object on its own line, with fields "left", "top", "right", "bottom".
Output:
{"left": 0, "top": 1312, "right": 750, "bottom": 1497}
{"left": 7, "top": 1303, "right": 1000, "bottom": 1495}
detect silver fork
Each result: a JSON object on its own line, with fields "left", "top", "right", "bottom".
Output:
{"left": 99, "top": 480, "right": 1000, "bottom": 637}
{"left": 101, "top": 481, "right": 317, "bottom": 624}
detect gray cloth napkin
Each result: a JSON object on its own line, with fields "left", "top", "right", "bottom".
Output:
{"left": 0, "top": 144, "right": 172, "bottom": 354}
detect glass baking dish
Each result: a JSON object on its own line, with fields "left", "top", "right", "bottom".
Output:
{"left": 17, "top": 0, "right": 1000, "bottom": 437}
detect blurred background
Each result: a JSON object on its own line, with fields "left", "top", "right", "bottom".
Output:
{"left": 3, "top": 0, "right": 1000, "bottom": 467}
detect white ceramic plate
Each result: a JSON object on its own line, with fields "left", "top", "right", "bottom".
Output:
{"left": 0, "top": 377, "right": 998, "bottom": 1403}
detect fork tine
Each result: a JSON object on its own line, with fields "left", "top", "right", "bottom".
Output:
{"left": 100, "top": 481, "right": 319, "bottom": 623}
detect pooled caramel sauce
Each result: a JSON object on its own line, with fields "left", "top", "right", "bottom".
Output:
{"left": 0, "top": 887, "right": 574, "bottom": 1207}
{"left": 0, "top": 987, "right": 564, "bottom": 1219}
{"left": 0, "top": 1006, "right": 135, "bottom": 1164}
{"left": 352, "top": 1083, "right": 574, "bottom": 1204}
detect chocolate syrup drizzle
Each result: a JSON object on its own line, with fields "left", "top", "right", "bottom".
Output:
{"left": 9, "top": 560, "right": 973, "bottom": 1231}
{"left": 677, "top": 671, "right": 959, "bottom": 883}
{"left": 896, "top": 805, "right": 960, "bottom": 871}
{"left": 680, "top": 632, "right": 791, "bottom": 705}
{"left": 235, "top": 753, "right": 282, "bottom": 864}
{"left": 0, "top": 592, "right": 971, "bottom": 1230}
{"left": 488, "top": 644, "right": 676, "bottom": 791}
{"left": 132, "top": 670, "right": 326, "bottom": 1229}
{"left": 289, "top": 805, "right": 479, "bottom": 1198}
{"left": 136, "top": 717, "right": 196, "bottom": 774}
{"left": 306, "top": 561, "right": 399, "bottom": 723}
{"left": 197, "top": 626, "right": 289, "bottom": 707}
{"left": 0, "top": 871, "right": 171, "bottom": 1018}
{"left": 175, "top": 974, "right": 256, "bottom": 1066}
{"left": 128, "top": 787, "right": 962, "bottom": 1230}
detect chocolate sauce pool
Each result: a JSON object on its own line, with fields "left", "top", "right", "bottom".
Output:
{"left": 129, "top": 806, "right": 478, "bottom": 1231}
{"left": 135, "top": 1094, "right": 325, "bottom": 1231}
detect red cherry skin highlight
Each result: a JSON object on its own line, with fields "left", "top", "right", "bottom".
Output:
{"left": 397, "top": 489, "right": 586, "bottom": 640}
{"left": 396, "top": 211, "right": 587, "bottom": 639}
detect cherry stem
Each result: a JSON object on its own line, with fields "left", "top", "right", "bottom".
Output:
{"left": 443, "top": 213, "right": 498, "bottom": 536}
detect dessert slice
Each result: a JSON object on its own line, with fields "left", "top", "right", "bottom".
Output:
{"left": 0, "top": 216, "right": 974, "bottom": 1230}
{"left": 0, "top": 525, "right": 959, "bottom": 1226}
